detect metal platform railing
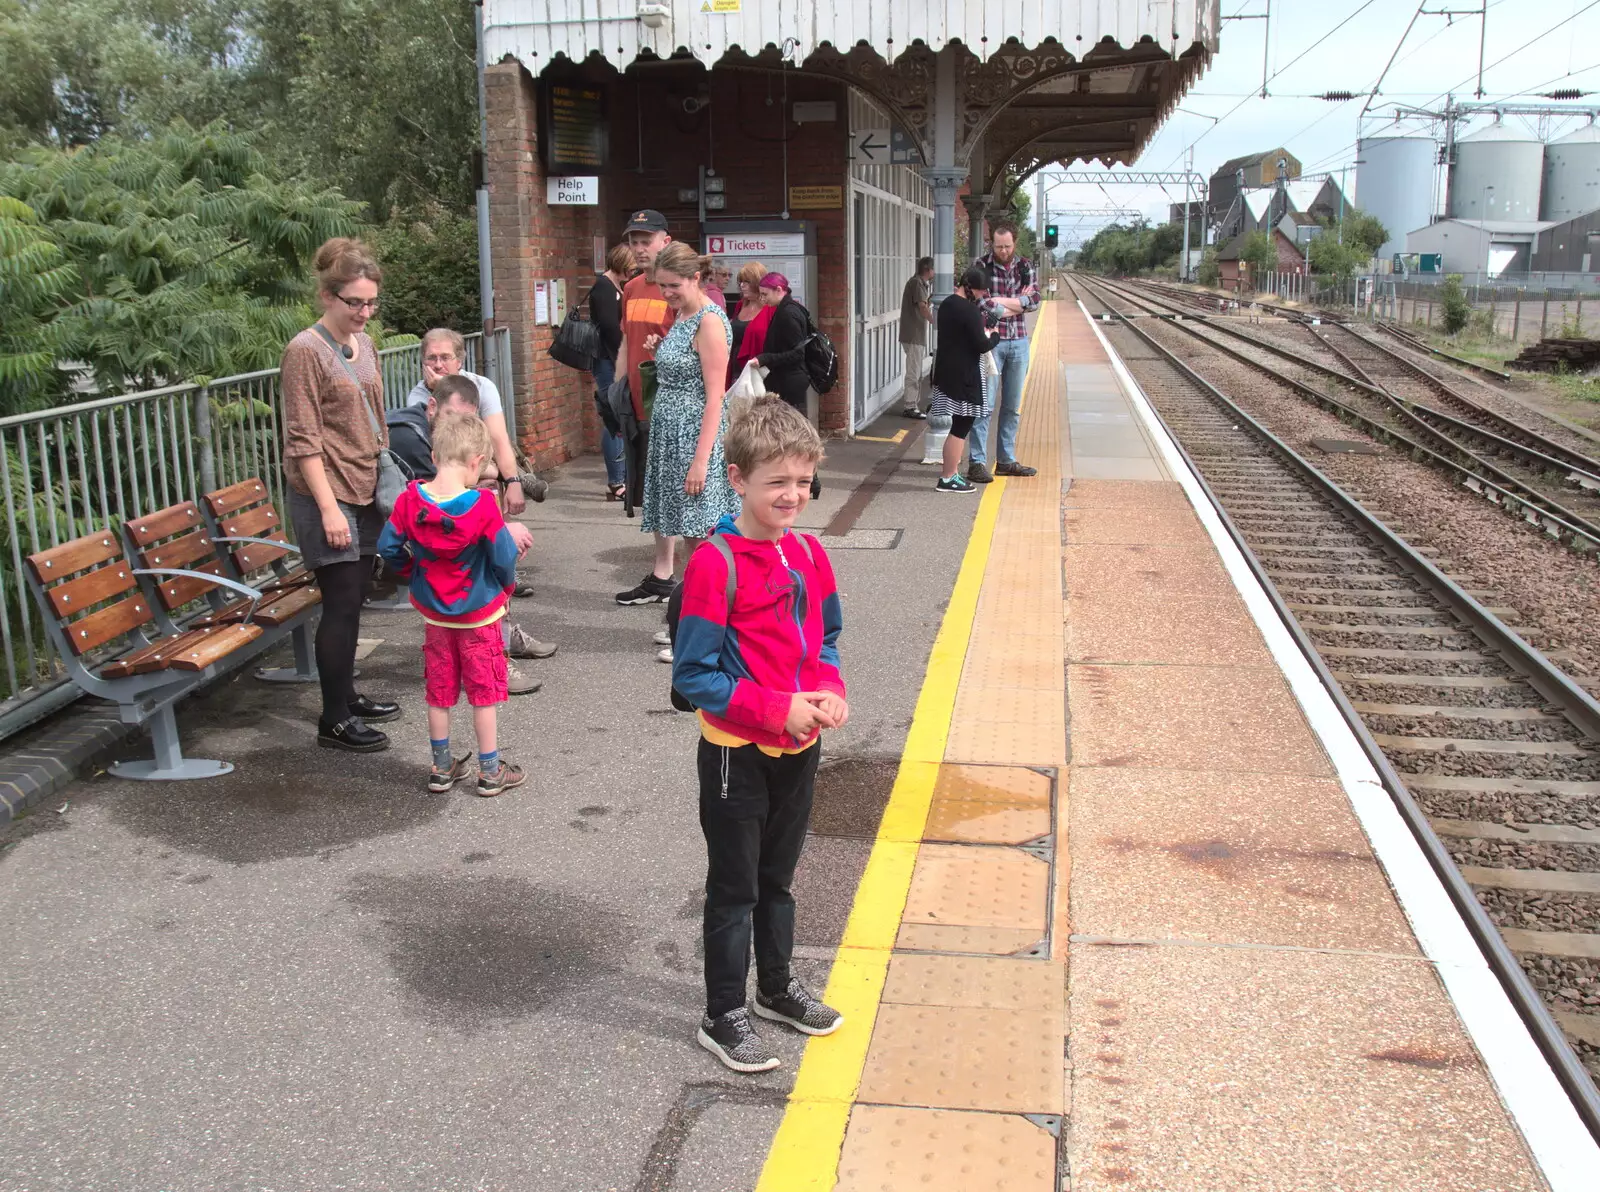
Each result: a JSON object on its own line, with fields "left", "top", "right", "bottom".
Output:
{"left": 0, "top": 328, "right": 512, "bottom": 738}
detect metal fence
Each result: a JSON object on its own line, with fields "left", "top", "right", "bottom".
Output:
{"left": 0, "top": 328, "right": 513, "bottom": 737}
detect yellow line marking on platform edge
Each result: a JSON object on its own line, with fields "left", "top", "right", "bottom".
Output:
{"left": 852, "top": 429, "right": 907, "bottom": 443}
{"left": 754, "top": 480, "right": 1007, "bottom": 1192}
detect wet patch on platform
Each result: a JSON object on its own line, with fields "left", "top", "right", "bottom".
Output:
{"left": 793, "top": 755, "right": 899, "bottom": 948}
{"left": 342, "top": 872, "right": 631, "bottom": 1032}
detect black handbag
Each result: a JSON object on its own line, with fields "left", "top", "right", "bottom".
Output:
{"left": 547, "top": 286, "right": 600, "bottom": 370}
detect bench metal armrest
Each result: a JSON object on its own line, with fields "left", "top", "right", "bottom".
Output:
{"left": 134, "top": 568, "right": 262, "bottom": 626}
{"left": 210, "top": 535, "right": 303, "bottom": 559}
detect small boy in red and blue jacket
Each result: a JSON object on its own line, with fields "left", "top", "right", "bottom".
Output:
{"left": 376, "top": 412, "right": 527, "bottom": 797}
{"left": 672, "top": 397, "right": 848, "bottom": 1074}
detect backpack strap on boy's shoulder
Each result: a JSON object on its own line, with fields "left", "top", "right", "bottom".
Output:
{"left": 708, "top": 533, "right": 737, "bottom": 609}
{"left": 787, "top": 531, "right": 816, "bottom": 566}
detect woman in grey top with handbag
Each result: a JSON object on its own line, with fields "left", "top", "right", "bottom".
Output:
{"left": 280, "top": 237, "right": 402, "bottom": 752}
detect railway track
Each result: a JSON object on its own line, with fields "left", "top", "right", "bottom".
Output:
{"left": 1067, "top": 273, "right": 1600, "bottom": 1133}
{"left": 1087, "top": 276, "right": 1600, "bottom": 554}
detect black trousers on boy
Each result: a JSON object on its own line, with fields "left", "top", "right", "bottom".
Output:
{"left": 697, "top": 738, "right": 820, "bottom": 1019}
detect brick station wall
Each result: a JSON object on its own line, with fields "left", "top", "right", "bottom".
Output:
{"left": 484, "top": 62, "right": 608, "bottom": 469}
{"left": 484, "top": 60, "right": 853, "bottom": 462}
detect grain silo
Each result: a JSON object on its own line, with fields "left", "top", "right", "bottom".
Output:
{"left": 1449, "top": 120, "right": 1545, "bottom": 221}
{"left": 1541, "top": 121, "right": 1600, "bottom": 222}
{"left": 1356, "top": 135, "right": 1437, "bottom": 259}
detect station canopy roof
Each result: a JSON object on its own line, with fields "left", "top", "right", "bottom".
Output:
{"left": 485, "top": 0, "right": 1220, "bottom": 186}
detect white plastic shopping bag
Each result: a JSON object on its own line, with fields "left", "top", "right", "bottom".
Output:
{"left": 725, "top": 359, "right": 768, "bottom": 417}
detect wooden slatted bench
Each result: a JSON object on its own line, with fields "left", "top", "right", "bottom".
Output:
{"left": 124, "top": 483, "right": 321, "bottom": 684}
{"left": 24, "top": 528, "right": 269, "bottom": 780}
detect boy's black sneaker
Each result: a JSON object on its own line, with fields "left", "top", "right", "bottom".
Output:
{"left": 615, "top": 574, "right": 675, "bottom": 605}
{"left": 753, "top": 979, "right": 844, "bottom": 1036}
{"left": 428, "top": 753, "right": 474, "bottom": 794}
{"left": 698, "top": 1007, "right": 781, "bottom": 1073}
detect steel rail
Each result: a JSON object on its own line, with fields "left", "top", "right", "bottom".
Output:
{"left": 1087, "top": 292, "right": 1600, "bottom": 1142}
{"left": 1082, "top": 277, "right": 1600, "bottom": 552}
{"left": 1315, "top": 321, "right": 1600, "bottom": 483}
{"left": 1370, "top": 320, "right": 1515, "bottom": 383}
{"left": 1310, "top": 327, "right": 1600, "bottom": 491}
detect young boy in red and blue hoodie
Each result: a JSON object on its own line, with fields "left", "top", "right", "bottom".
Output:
{"left": 671, "top": 397, "right": 848, "bottom": 1074}
{"left": 376, "top": 411, "right": 527, "bottom": 797}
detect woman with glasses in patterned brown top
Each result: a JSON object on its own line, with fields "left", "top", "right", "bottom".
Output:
{"left": 279, "top": 237, "right": 402, "bottom": 753}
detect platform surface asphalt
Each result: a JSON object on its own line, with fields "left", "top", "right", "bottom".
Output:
{"left": 0, "top": 408, "right": 975, "bottom": 1192}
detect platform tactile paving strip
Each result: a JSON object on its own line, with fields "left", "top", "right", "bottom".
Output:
{"left": 856, "top": 1003, "right": 1065, "bottom": 1113}
{"left": 901, "top": 843, "right": 1049, "bottom": 932}
{"left": 924, "top": 797, "right": 1051, "bottom": 846}
{"left": 835, "top": 1106, "right": 1057, "bottom": 1192}
{"left": 882, "top": 953, "right": 1064, "bottom": 1014}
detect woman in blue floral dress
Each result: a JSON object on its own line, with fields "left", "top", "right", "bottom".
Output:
{"left": 641, "top": 243, "right": 739, "bottom": 542}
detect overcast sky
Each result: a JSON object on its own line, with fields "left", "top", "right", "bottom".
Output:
{"left": 1043, "top": 0, "right": 1600, "bottom": 244}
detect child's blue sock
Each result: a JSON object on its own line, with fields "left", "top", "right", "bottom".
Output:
{"left": 478, "top": 748, "right": 499, "bottom": 775}
{"left": 431, "top": 738, "right": 452, "bottom": 770}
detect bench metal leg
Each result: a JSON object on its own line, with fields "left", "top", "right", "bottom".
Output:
{"left": 255, "top": 622, "right": 318, "bottom": 684}
{"left": 108, "top": 705, "right": 232, "bottom": 781}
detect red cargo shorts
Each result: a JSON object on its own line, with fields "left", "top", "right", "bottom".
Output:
{"left": 423, "top": 621, "right": 508, "bottom": 708}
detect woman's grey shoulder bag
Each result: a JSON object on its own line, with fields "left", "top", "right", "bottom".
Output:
{"left": 311, "top": 324, "right": 406, "bottom": 517}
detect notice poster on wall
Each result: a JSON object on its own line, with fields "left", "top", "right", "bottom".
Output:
{"left": 533, "top": 281, "right": 550, "bottom": 326}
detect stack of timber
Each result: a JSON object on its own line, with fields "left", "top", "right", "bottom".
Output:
{"left": 1508, "top": 337, "right": 1600, "bottom": 373}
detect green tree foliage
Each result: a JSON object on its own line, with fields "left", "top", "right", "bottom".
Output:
{"left": 0, "top": 196, "right": 78, "bottom": 409}
{"left": 1078, "top": 220, "right": 1186, "bottom": 275}
{"left": 0, "top": 0, "right": 477, "bottom": 217}
{"left": 0, "top": 124, "right": 363, "bottom": 408}
{"left": 1196, "top": 247, "right": 1220, "bottom": 288}
{"left": 370, "top": 204, "right": 482, "bottom": 337}
{"left": 1439, "top": 274, "right": 1472, "bottom": 335}
{"left": 1307, "top": 208, "right": 1391, "bottom": 281}
{"left": 1238, "top": 231, "right": 1276, "bottom": 287}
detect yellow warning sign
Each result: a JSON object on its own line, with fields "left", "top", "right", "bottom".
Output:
{"left": 789, "top": 186, "right": 842, "bottom": 210}
{"left": 701, "top": 0, "right": 741, "bottom": 12}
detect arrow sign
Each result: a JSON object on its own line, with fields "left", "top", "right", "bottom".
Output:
{"left": 853, "top": 128, "right": 890, "bottom": 164}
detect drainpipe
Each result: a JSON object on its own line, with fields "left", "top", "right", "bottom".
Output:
{"left": 474, "top": 1, "right": 501, "bottom": 431}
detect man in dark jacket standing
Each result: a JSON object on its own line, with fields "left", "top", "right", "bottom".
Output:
{"left": 968, "top": 221, "right": 1040, "bottom": 482}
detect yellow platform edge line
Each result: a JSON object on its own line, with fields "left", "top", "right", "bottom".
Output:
{"left": 755, "top": 480, "right": 1004, "bottom": 1192}
{"left": 755, "top": 308, "right": 1054, "bottom": 1192}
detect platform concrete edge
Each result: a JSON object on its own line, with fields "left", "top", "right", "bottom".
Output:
{"left": 1080, "top": 300, "right": 1600, "bottom": 1190}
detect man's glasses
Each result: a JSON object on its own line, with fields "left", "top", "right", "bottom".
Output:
{"left": 336, "top": 295, "right": 380, "bottom": 313}
{"left": 423, "top": 354, "right": 459, "bottom": 366}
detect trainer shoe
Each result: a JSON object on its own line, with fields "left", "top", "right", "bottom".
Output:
{"left": 507, "top": 624, "right": 558, "bottom": 659}
{"left": 698, "top": 1007, "right": 781, "bottom": 1073}
{"left": 753, "top": 979, "right": 844, "bottom": 1036}
{"left": 506, "top": 662, "right": 542, "bottom": 696}
{"left": 616, "top": 574, "right": 675, "bottom": 605}
{"left": 428, "top": 753, "right": 474, "bottom": 794}
{"left": 476, "top": 760, "right": 526, "bottom": 797}
{"left": 936, "top": 474, "right": 977, "bottom": 494}
{"left": 901, "top": 407, "right": 927, "bottom": 420}
{"left": 657, "top": 647, "right": 673, "bottom": 664}
{"left": 654, "top": 627, "right": 672, "bottom": 646}
{"left": 966, "top": 462, "right": 995, "bottom": 484}
{"left": 517, "top": 471, "right": 549, "bottom": 503}
{"left": 995, "top": 460, "right": 1038, "bottom": 477}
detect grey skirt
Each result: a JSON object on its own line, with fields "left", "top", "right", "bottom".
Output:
{"left": 287, "top": 487, "right": 384, "bottom": 570}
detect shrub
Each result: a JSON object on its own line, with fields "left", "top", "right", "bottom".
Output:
{"left": 1439, "top": 274, "right": 1471, "bottom": 335}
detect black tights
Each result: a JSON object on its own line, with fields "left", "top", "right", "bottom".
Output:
{"left": 314, "top": 558, "right": 370, "bottom": 724}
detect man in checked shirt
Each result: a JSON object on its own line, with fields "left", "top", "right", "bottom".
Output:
{"left": 968, "top": 220, "right": 1040, "bottom": 482}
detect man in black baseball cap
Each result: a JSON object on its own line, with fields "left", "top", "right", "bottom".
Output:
{"left": 624, "top": 208, "right": 670, "bottom": 237}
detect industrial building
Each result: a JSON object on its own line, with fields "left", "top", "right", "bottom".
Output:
{"left": 1357, "top": 107, "right": 1600, "bottom": 284}
{"left": 476, "top": 1, "right": 1220, "bottom": 464}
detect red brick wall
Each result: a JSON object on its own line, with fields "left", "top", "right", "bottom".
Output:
{"left": 603, "top": 70, "right": 852, "bottom": 434}
{"left": 484, "top": 61, "right": 607, "bottom": 468}
{"left": 485, "top": 61, "right": 854, "bottom": 452}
